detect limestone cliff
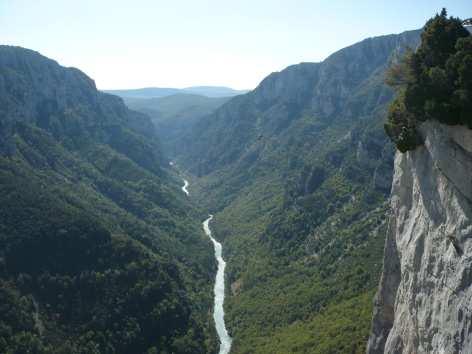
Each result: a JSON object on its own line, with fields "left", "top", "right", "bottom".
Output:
{"left": 367, "top": 120, "right": 472, "bottom": 353}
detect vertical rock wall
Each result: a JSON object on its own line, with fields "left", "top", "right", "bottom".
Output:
{"left": 367, "top": 121, "right": 472, "bottom": 354}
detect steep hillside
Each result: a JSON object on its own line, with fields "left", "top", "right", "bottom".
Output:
{"left": 0, "top": 46, "right": 217, "bottom": 353}
{"left": 123, "top": 93, "right": 230, "bottom": 157}
{"left": 174, "top": 30, "right": 421, "bottom": 353}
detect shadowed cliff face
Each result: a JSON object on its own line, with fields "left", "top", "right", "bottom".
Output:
{"left": 368, "top": 121, "right": 472, "bottom": 354}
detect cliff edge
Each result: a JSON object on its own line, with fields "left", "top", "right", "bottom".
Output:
{"left": 367, "top": 120, "right": 472, "bottom": 353}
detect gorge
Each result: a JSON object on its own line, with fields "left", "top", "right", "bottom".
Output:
{"left": 0, "top": 9, "right": 471, "bottom": 354}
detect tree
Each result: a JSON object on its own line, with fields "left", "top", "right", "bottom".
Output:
{"left": 385, "top": 9, "right": 472, "bottom": 151}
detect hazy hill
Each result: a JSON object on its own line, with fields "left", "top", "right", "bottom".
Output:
{"left": 104, "top": 85, "right": 248, "bottom": 99}
{"left": 0, "top": 46, "right": 217, "bottom": 353}
{"left": 123, "top": 93, "right": 231, "bottom": 157}
{"left": 107, "top": 88, "right": 247, "bottom": 158}
{"left": 183, "top": 86, "right": 250, "bottom": 97}
{"left": 173, "top": 30, "right": 421, "bottom": 353}
{"left": 124, "top": 93, "right": 230, "bottom": 122}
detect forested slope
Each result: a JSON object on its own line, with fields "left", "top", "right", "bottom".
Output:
{"left": 0, "top": 46, "right": 217, "bottom": 354}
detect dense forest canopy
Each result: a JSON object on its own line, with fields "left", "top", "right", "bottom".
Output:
{"left": 385, "top": 9, "right": 472, "bottom": 152}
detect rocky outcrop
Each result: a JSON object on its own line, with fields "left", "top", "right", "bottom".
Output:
{"left": 367, "top": 120, "right": 472, "bottom": 354}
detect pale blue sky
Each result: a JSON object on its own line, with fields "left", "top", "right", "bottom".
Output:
{"left": 1, "top": 1, "right": 470, "bottom": 89}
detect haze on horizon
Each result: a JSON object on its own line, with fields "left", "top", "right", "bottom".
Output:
{"left": 1, "top": 0, "right": 470, "bottom": 90}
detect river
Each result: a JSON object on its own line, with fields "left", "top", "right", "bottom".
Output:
{"left": 181, "top": 179, "right": 189, "bottom": 196}
{"left": 180, "top": 178, "right": 232, "bottom": 353}
{"left": 203, "top": 215, "right": 233, "bottom": 354}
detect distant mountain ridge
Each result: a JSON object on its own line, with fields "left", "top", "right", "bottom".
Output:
{"left": 104, "top": 85, "right": 249, "bottom": 99}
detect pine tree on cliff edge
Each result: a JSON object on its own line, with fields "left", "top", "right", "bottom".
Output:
{"left": 385, "top": 8, "right": 472, "bottom": 152}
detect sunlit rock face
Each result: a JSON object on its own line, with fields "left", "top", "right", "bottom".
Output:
{"left": 367, "top": 120, "right": 472, "bottom": 354}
